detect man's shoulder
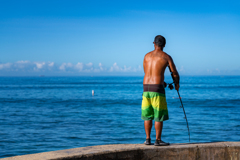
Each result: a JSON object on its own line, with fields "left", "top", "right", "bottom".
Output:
{"left": 162, "top": 52, "right": 171, "bottom": 60}
{"left": 161, "top": 51, "right": 168, "bottom": 56}
{"left": 146, "top": 51, "right": 154, "bottom": 55}
{"left": 144, "top": 51, "right": 153, "bottom": 58}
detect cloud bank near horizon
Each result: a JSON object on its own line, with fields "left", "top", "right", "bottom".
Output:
{"left": 0, "top": 61, "right": 239, "bottom": 76}
{"left": 0, "top": 61, "right": 143, "bottom": 76}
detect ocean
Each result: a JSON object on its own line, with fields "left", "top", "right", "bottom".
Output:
{"left": 0, "top": 76, "right": 240, "bottom": 158}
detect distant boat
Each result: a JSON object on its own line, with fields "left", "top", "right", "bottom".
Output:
{"left": 39, "top": 75, "right": 45, "bottom": 77}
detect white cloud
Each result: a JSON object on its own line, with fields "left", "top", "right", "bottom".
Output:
{"left": 75, "top": 62, "right": 83, "bottom": 71}
{"left": 82, "top": 62, "right": 94, "bottom": 72}
{"left": 0, "top": 63, "right": 12, "bottom": 70}
{"left": 177, "top": 66, "right": 185, "bottom": 73}
{"left": 99, "top": 63, "right": 104, "bottom": 71}
{"left": 109, "top": 63, "right": 141, "bottom": 72}
{"left": 138, "top": 65, "right": 142, "bottom": 70}
{"left": 14, "top": 60, "right": 31, "bottom": 69}
{"left": 132, "top": 65, "right": 142, "bottom": 72}
{"left": 93, "top": 63, "right": 106, "bottom": 72}
{"left": 59, "top": 63, "right": 73, "bottom": 71}
{"left": 48, "top": 62, "right": 54, "bottom": 67}
{"left": 0, "top": 61, "right": 144, "bottom": 75}
{"left": 123, "top": 65, "right": 132, "bottom": 72}
{"left": 85, "top": 62, "right": 93, "bottom": 67}
{"left": 16, "top": 60, "right": 29, "bottom": 64}
{"left": 4, "top": 61, "right": 238, "bottom": 75}
{"left": 110, "top": 62, "right": 120, "bottom": 72}
{"left": 35, "top": 62, "right": 45, "bottom": 69}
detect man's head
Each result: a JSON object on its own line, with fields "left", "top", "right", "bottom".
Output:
{"left": 154, "top": 35, "right": 166, "bottom": 49}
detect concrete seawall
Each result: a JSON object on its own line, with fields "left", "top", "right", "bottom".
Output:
{"left": 2, "top": 142, "right": 240, "bottom": 160}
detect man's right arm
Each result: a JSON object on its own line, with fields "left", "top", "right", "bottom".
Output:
{"left": 143, "top": 54, "right": 147, "bottom": 74}
{"left": 167, "top": 55, "right": 180, "bottom": 91}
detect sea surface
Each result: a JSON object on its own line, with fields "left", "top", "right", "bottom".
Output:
{"left": 0, "top": 76, "right": 240, "bottom": 158}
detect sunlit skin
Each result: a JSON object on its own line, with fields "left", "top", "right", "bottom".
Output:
{"left": 143, "top": 42, "right": 179, "bottom": 140}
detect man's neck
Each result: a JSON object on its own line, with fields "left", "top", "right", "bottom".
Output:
{"left": 154, "top": 47, "right": 163, "bottom": 51}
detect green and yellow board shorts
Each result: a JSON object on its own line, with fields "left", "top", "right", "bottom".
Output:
{"left": 141, "top": 84, "right": 169, "bottom": 122}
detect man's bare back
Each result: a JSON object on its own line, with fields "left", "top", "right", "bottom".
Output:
{"left": 143, "top": 42, "right": 179, "bottom": 90}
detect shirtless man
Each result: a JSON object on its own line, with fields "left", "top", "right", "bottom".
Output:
{"left": 141, "top": 35, "right": 179, "bottom": 146}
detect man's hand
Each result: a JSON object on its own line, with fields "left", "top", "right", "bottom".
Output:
{"left": 175, "top": 83, "right": 180, "bottom": 91}
{"left": 163, "top": 81, "right": 167, "bottom": 88}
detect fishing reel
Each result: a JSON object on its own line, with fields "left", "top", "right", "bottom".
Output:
{"left": 168, "top": 83, "right": 174, "bottom": 90}
{"left": 164, "top": 82, "right": 174, "bottom": 90}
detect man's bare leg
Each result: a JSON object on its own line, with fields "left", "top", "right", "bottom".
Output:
{"left": 155, "top": 121, "right": 163, "bottom": 140}
{"left": 144, "top": 120, "right": 152, "bottom": 139}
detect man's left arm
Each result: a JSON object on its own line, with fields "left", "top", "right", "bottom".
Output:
{"left": 167, "top": 55, "right": 180, "bottom": 91}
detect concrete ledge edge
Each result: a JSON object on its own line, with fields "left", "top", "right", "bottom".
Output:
{"left": 2, "top": 142, "right": 240, "bottom": 160}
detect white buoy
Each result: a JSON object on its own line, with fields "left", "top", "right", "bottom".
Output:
{"left": 92, "top": 90, "right": 94, "bottom": 96}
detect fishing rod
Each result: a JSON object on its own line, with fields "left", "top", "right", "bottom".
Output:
{"left": 167, "top": 66, "right": 190, "bottom": 142}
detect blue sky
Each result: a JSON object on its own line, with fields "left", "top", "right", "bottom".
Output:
{"left": 0, "top": 0, "right": 240, "bottom": 76}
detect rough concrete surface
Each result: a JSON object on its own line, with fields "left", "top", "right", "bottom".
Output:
{"left": 1, "top": 142, "right": 240, "bottom": 160}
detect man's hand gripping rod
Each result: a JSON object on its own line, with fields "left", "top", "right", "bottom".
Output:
{"left": 168, "top": 66, "right": 190, "bottom": 142}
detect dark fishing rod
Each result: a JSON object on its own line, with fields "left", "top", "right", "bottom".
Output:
{"left": 167, "top": 66, "right": 190, "bottom": 142}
